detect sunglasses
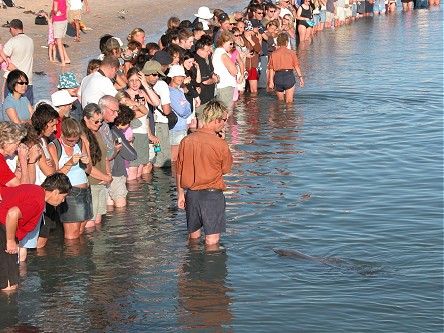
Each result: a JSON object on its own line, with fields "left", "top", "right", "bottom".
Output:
{"left": 17, "top": 81, "right": 29, "bottom": 86}
{"left": 257, "top": 12, "right": 264, "bottom": 14}
{"left": 221, "top": 118, "right": 228, "bottom": 122}
{"left": 94, "top": 119, "right": 104, "bottom": 124}
{"left": 148, "top": 73, "right": 159, "bottom": 77}
{"left": 234, "top": 34, "right": 241, "bottom": 37}
{"left": 269, "top": 10, "right": 276, "bottom": 12}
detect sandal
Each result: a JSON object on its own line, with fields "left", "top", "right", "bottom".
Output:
{"left": 74, "top": 37, "right": 80, "bottom": 42}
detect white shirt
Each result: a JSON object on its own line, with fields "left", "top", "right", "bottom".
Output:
{"left": 79, "top": 71, "right": 118, "bottom": 108}
{"left": 279, "top": 7, "right": 293, "bottom": 18}
{"left": 68, "top": 0, "right": 83, "bottom": 10}
{"left": 212, "top": 48, "right": 236, "bottom": 89}
{"left": 3, "top": 33, "right": 34, "bottom": 84}
{"left": 153, "top": 80, "right": 171, "bottom": 124}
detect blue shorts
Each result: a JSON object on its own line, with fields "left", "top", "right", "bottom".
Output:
{"left": 320, "top": 10, "right": 327, "bottom": 22}
{"left": 19, "top": 215, "right": 42, "bottom": 249}
{"left": 274, "top": 70, "right": 296, "bottom": 92}
{"left": 373, "top": 4, "right": 386, "bottom": 12}
{"left": 185, "top": 189, "right": 226, "bottom": 235}
{"left": 313, "top": 14, "right": 320, "bottom": 25}
{"left": 352, "top": 3, "right": 358, "bottom": 16}
{"left": 169, "top": 129, "right": 187, "bottom": 145}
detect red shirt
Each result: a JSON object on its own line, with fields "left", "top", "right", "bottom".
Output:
{"left": 55, "top": 116, "right": 62, "bottom": 138}
{"left": 0, "top": 153, "right": 16, "bottom": 191}
{"left": 0, "top": 185, "right": 45, "bottom": 241}
{"left": 52, "top": 0, "right": 67, "bottom": 21}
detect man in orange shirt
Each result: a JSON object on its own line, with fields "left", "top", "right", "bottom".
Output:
{"left": 176, "top": 99, "right": 233, "bottom": 246}
{"left": 268, "top": 33, "right": 304, "bottom": 104}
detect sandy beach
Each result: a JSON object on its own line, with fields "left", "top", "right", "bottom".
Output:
{"left": 0, "top": 0, "right": 243, "bottom": 101}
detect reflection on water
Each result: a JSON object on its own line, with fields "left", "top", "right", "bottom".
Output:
{"left": 0, "top": 8, "right": 442, "bottom": 333}
{"left": 178, "top": 243, "right": 233, "bottom": 332}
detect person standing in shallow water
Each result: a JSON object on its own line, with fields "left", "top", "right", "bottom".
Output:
{"left": 176, "top": 99, "right": 233, "bottom": 246}
{"left": 268, "top": 33, "right": 304, "bottom": 104}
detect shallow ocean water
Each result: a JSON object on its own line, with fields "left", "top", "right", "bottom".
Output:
{"left": 1, "top": 6, "right": 443, "bottom": 333}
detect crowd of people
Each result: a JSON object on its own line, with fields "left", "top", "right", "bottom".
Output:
{"left": 0, "top": 0, "right": 439, "bottom": 291}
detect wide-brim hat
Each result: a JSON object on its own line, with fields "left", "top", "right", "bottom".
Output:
{"left": 228, "top": 14, "right": 237, "bottom": 24}
{"left": 142, "top": 60, "right": 166, "bottom": 77}
{"left": 57, "top": 72, "right": 79, "bottom": 89}
{"left": 51, "top": 90, "right": 78, "bottom": 107}
{"left": 194, "top": 6, "right": 213, "bottom": 20}
{"left": 167, "top": 65, "right": 186, "bottom": 78}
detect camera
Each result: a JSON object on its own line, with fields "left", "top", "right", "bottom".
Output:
{"left": 154, "top": 143, "right": 161, "bottom": 153}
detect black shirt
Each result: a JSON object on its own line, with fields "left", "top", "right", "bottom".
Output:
{"left": 193, "top": 52, "right": 215, "bottom": 104}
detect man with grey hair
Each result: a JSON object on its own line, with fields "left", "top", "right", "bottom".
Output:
{"left": 97, "top": 95, "right": 120, "bottom": 162}
{"left": 79, "top": 55, "right": 119, "bottom": 108}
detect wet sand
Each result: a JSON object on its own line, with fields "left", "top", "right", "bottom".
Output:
{"left": 0, "top": 0, "right": 243, "bottom": 101}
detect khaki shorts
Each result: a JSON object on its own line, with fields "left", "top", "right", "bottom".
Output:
{"left": 68, "top": 9, "right": 82, "bottom": 22}
{"left": 53, "top": 20, "right": 68, "bottom": 39}
{"left": 109, "top": 175, "right": 128, "bottom": 201}
{"left": 90, "top": 184, "right": 107, "bottom": 218}
{"left": 326, "top": 11, "right": 335, "bottom": 24}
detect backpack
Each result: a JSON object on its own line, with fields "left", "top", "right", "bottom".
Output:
{"left": 51, "top": 137, "right": 83, "bottom": 160}
{"left": 3, "top": 0, "right": 14, "bottom": 7}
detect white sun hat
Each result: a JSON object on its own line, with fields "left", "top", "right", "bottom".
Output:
{"left": 194, "top": 6, "right": 213, "bottom": 20}
{"left": 51, "top": 90, "right": 78, "bottom": 107}
{"left": 167, "top": 65, "right": 186, "bottom": 78}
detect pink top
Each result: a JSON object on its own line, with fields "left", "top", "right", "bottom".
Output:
{"left": 52, "top": 0, "right": 67, "bottom": 21}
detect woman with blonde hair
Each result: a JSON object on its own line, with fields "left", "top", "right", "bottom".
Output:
{"left": 281, "top": 14, "right": 297, "bottom": 50}
{"left": 0, "top": 122, "right": 33, "bottom": 187}
{"left": 159, "top": 17, "right": 181, "bottom": 49}
{"left": 127, "top": 28, "right": 146, "bottom": 46}
{"left": 212, "top": 31, "right": 238, "bottom": 111}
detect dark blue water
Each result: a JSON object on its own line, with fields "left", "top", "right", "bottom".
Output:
{"left": 1, "top": 7, "right": 443, "bottom": 333}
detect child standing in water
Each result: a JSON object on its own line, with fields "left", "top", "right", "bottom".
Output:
{"left": 39, "top": 11, "right": 57, "bottom": 62}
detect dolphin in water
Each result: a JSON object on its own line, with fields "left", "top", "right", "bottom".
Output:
{"left": 274, "top": 249, "right": 345, "bottom": 265}
{"left": 273, "top": 249, "right": 384, "bottom": 276}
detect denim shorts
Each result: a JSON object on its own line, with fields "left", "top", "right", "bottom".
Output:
{"left": 19, "top": 216, "right": 42, "bottom": 249}
{"left": 58, "top": 186, "right": 93, "bottom": 223}
{"left": 320, "top": 10, "right": 327, "bottom": 22}
{"left": 169, "top": 129, "right": 187, "bottom": 145}
{"left": 313, "top": 14, "right": 320, "bottom": 25}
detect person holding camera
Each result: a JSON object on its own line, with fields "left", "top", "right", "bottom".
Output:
{"left": 193, "top": 36, "right": 218, "bottom": 127}
{"left": 124, "top": 67, "right": 160, "bottom": 178}
{"left": 242, "top": 20, "right": 262, "bottom": 94}
{"left": 48, "top": 117, "right": 92, "bottom": 239}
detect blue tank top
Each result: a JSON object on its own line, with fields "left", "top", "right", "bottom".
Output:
{"left": 56, "top": 140, "right": 88, "bottom": 186}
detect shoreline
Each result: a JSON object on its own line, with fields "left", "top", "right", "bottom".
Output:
{"left": 0, "top": 0, "right": 244, "bottom": 102}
